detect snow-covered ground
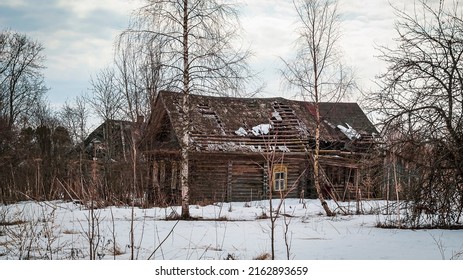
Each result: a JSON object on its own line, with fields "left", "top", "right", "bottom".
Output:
{"left": 1, "top": 199, "right": 462, "bottom": 260}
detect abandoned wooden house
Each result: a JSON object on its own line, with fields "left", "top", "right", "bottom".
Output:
{"left": 139, "top": 91, "right": 379, "bottom": 205}
{"left": 84, "top": 118, "right": 144, "bottom": 161}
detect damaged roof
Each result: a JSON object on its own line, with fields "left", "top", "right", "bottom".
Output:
{"left": 141, "top": 91, "right": 377, "bottom": 154}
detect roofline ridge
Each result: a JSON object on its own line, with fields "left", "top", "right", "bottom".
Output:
{"left": 157, "top": 90, "right": 356, "bottom": 104}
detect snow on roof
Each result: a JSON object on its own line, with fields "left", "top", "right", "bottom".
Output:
{"left": 337, "top": 123, "right": 361, "bottom": 140}
{"left": 251, "top": 124, "right": 272, "bottom": 136}
{"left": 234, "top": 127, "right": 248, "bottom": 136}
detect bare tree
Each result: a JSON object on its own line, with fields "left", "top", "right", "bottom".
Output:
{"left": 88, "top": 67, "right": 124, "bottom": 122}
{"left": 368, "top": 0, "right": 463, "bottom": 227}
{"left": 281, "top": 0, "right": 354, "bottom": 216}
{"left": 0, "top": 30, "right": 48, "bottom": 128}
{"left": 122, "top": 0, "right": 254, "bottom": 218}
{"left": 58, "top": 95, "right": 89, "bottom": 146}
{"left": 114, "top": 37, "right": 165, "bottom": 122}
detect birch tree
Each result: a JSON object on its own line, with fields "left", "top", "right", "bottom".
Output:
{"left": 122, "top": 0, "right": 253, "bottom": 218}
{"left": 282, "top": 0, "right": 354, "bottom": 216}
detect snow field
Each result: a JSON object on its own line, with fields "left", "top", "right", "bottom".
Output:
{"left": 0, "top": 199, "right": 462, "bottom": 260}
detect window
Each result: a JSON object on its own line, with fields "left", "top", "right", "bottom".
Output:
{"left": 273, "top": 164, "right": 287, "bottom": 191}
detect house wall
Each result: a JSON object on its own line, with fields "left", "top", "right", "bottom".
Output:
{"left": 148, "top": 154, "right": 311, "bottom": 204}
{"left": 188, "top": 154, "right": 309, "bottom": 203}
{"left": 189, "top": 158, "right": 229, "bottom": 203}
{"left": 146, "top": 152, "right": 382, "bottom": 205}
{"left": 228, "top": 161, "right": 264, "bottom": 202}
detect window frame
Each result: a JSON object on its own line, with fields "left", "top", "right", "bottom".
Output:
{"left": 272, "top": 164, "right": 288, "bottom": 192}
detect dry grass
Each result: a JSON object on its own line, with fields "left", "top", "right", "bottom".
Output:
{"left": 0, "top": 220, "right": 26, "bottom": 226}
{"left": 253, "top": 252, "right": 271, "bottom": 260}
{"left": 256, "top": 212, "right": 268, "bottom": 220}
{"left": 62, "top": 229, "right": 80, "bottom": 235}
{"left": 109, "top": 244, "right": 124, "bottom": 256}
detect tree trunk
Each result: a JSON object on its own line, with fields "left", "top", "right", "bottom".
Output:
{"left": 180, "top": 0, "right": 190, "bottom": 219}
{"left": 313, "top": 112, "right": 334, "bottom": 217}
{"left": 313, "top": 71, "right": 334, "bottom": 216}
{"left": 180, "top": 94, "right": 190, "bottom": 219}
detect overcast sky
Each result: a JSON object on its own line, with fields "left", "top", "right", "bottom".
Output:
{"left": 0, "top": 0, "right": 435, "bottom": 110}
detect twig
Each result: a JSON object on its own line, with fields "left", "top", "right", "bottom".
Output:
{"left": 147, "top": 220, "right": 179, "bottom": 260}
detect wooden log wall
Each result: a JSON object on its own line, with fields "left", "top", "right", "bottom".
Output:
{"left": 229, "top": 161, "right": 264, "bottom": 202}
{"left": 148, "top": 154, "right": 381, "bottom": 205}
{"left": 278, "top": 159, "right": 308, "bottom": 200}
{"left": 189, "top": 159, "right": 228, "bottom": 203}
{"left": 188, "top": 156, "right": 309, "bottom": 203}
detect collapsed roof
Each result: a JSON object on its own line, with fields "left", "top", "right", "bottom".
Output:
{"left": 141, "top": 91, "right": 377, "bottom": 154}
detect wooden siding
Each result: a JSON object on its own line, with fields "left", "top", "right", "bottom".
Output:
{"left": 229, "top": 161, "right": 264, "bottom": 202}
{"left": 188, "top": 155, "right": 310, "bottom": 203}
{"left": 189, "top": 159, "right": 228, "bottom": 203}
{"left": 147, "top": 153, "right": 379, "bottom": 204}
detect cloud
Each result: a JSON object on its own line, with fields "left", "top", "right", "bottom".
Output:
{"left": 0, "top": 0, "right": 142, "bottom": 104}
{"left": 1, "top": 0, "right": 457, "bottom": 106}
{"left": 338, "top": 0, "right": 397, "bottom": 92}
{"left": 241, "top": 0, "right": 297, "bottom": 58}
